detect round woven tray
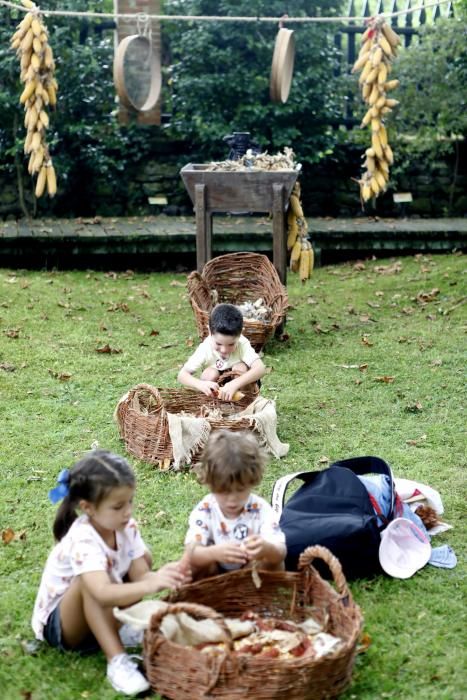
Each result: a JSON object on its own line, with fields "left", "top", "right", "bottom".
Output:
{"left": 144, "top": 545, "right": 363, "bottom": 700}
{"left": 113, "top": 34, "right": 161, "bottom": 112}
{"left": 270, "top": 28, "right": 295, "bottom": 103}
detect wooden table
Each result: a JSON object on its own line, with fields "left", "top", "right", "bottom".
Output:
{"left": 180, "top": 164, "right": 298, "bottom": 283}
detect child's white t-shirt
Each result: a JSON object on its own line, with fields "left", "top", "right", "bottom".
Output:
{"left": 32, "top": 514, "right": 147, "bottom": 640}
{"left": 183, "top": 334, "right": 260, "bottom": 374}
{"left": 185, "top": 493, "right": 285, "bottom": 570}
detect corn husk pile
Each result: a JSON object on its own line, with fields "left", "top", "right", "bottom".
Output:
{"left": 205, "top": 147, "right": 300, "bottom": 172}
{"left": 10, "top": 0, "right": 58, "bottom": 198}
{"left": 236, "top": 298, "right": 272, "bottom": 323}
{"left": 287, "top": 182, "right": 314, "bottom": 282}
{"left": 352, "top": 17, "right": 401, "bottom": 203}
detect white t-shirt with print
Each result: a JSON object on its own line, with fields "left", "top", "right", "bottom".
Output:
{"left": 32, "top": 514, "right": 147, "bottom": 640}
{"left": 185, "top": 492, "right": 285, "bottom": 570}
{"left": 183, "top": 334, "right": 260, "bottom": 374}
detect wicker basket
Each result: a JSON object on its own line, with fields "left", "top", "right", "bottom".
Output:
{"left": 144, "top": 546, "right": 363, "bottom": 700}
{"left": 115, "top": 372, "right": 259, "bottom": 467}
{"left": 187, "top": 252, "right": 288, "bottom": 352}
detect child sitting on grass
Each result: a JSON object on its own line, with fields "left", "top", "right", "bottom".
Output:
{"left": 185, "top": 430, "right": 286, "bottom": 579}
{"left": 178, "top": 302, "right": 266, "bottom": 401}
{"left": 32, "top": 449, "right": 191, "bottom": 697}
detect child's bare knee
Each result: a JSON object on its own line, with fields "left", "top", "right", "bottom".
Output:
{"left": 201, "top": 367, "right": 220, "bottom": 381}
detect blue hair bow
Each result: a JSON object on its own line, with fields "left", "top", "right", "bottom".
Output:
{"left": 48, "top": 468, "right": 70, "bottom": 504}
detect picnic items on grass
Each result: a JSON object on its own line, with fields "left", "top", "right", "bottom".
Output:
{"left": 187, "top": 252, "right": 288, "bottom": 352}
{"left": 115, "top": 375, "right": 288, "bottom": 469}
{"left": 142, "top": 545, "right": 362, "bottom": 700}
{"left": 272, "top": 456, "right": 398, "bottom": 579}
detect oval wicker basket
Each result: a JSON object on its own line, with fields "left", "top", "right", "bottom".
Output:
{"left": 187, "top": 252, "right": 288, "bottom": 352}
{"left": 144, "top": 545, "right": 363, "bottom": 700}
{"left": 115, "top": 373, "right": 259, "bottom": 467}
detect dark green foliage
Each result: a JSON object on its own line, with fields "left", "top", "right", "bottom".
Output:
{"left": 164, "top": 1, "right": 343, "bottom": 162}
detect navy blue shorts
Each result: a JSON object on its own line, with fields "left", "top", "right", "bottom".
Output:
{"left": 43, "top": 604, "right": 100, "bottom": 655}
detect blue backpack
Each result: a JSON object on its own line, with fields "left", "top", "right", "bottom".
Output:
{"left": 271, "top": 456, "right": 396, "bottom": 579}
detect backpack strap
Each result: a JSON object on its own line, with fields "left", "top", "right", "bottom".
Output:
{"left": 271, "top": 471, "right": 314, "bottom": 518}
{"left": 330, "top": 456, "right": 396, "bottom": 522}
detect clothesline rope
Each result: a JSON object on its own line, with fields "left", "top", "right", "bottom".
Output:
{"left": 0, "top": 0, "right": 453, "bottom": 25}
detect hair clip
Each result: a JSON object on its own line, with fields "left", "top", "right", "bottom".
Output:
{"left": 48, "top": 468, "right": 70, "bottom": 504}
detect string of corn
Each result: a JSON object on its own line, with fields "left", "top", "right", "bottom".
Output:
{"left": 10, "top": 0, "right": 58, "bottom": 198}
{"left": 352, "top": 17, "right": 401, "bottom": 204}
{"left": 287, "top": 182, "right": 314, "bottom": 282}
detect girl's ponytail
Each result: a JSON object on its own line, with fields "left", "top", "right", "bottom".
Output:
{"left": 53, "top": 496, "right": 78, "bottom": 542}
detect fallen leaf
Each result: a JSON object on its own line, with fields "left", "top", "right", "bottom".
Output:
{"left": 406, "top": 434, "right": 427, "bottom": 447}
{"left": 170, "top": 280, "right": 186, "bottom": 287}
{"left": 278, "top": 333, "right": 290, "bottom": 342}
{"left": 2, "top": 528, "right": 15, "bottom": 544}
{"left": 48, "top": 369, "right": 72, "bottom": 381}
{"left": 150, "top": 329, "right": 160, "bottom": 337}
{"left": 374, "top": 376, "right": 395, "bottom": 383}
{"left": 318, "top": 456, "right": 330, "bottom": 464}
{"left": 307, "top": 297, "right": 318, "bottom": 305}
{"left": 95, "top": 344, "right": 122, "bottom": 354}
{"left": 107, "top": 302, "right": 129, "bottom": 312}
{"left": 186, "top": 337, "right": 194, "bottom": 347}
{"left": 405, "top": 401, "right": 423, "bottom": 413}
{"left": 357, "top": 631, "right": 372, "bottom": 653}
{"left": 0, "top": 362, "right": 16, "bottom": 372}
{"left": 137, "top": 328, "right": 145, "bottom": 336}
{"left": 374, "top": 261, "right": 402, "bottom": 275}
{"left": 359, "top": 363, "right": 368, "bottom": 371}
{"left": 361, "top": 335, "right": 374, "bottom": 346}
{"left": 159, "top": 343, "right": 178, "bottom": 349}
{"left": 430, "top": 359, "right": 442, "bottom": 367}
{"left": 367, "top": 301, "right": 380, "bottom": 308}
{"left": 5, "top": 328, "right": 20, "bottom": 338}
{"left": 415, "top": 288, "right": 440, "bottom": 304}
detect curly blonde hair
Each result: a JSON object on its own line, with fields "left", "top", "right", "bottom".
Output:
{"left": 195, "top": 430, "right": 267, "bottom": 492}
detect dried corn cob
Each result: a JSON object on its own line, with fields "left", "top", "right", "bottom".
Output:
{"left": 11, "top": 1, "right": 58, "bottom": 198}
{"left": 287, "top": 183, "right": 315, "bottom": 282}
{"left": 352, "top": 17, "right": 401, "bottom": 205}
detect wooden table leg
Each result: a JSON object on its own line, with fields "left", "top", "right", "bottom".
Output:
{"left": 272, "top": 182, "right": 287, "bottom": 284}
{"left": 195, "top": 183, "right": 212, "bottom": 271}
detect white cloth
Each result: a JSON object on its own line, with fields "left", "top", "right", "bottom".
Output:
{"left": 32, "top": 515, "right": 146, "bottom": 640}
{"left": 183, "top": 334, "right": 260, "bottom": 374}
{"left": 234, "top": 396, "right": 289, "bottom": 458}
{"left": 394, "top": 477, "right": 444, "bottom": 514}
{"left": 185, "top": 493, "right": 285, "bottom": 571}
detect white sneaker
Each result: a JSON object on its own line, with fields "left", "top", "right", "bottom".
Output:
{"left": 119, "top": 623, "right": 145, "bottom": 648}
{"left": 107, "top": 653, "right": 150, "bottom": 696}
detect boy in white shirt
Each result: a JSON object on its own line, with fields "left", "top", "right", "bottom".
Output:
{"left": 178, "top": 303, "right": 266, "bottom": 401}
{"left": 185, "top": 430, "right": 286, "bottom": 578}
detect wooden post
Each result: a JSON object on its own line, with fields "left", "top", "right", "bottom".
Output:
{"left": 272, "top": 182, "right": 287, "bottom": 284}
{"left": 194, "top": 183, "right": 212, "bottom": 272}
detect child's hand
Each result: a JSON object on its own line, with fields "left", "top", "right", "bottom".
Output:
{"left": 200, "top": 380, "right": 219, "bottom": 397}
{"left": 244, "top": 535, "right": 267, "bottom": 561}
{"left": 144, "top": 562, "right": 189, "bottom": 593}
{"left": 216, "top": 542, "right": 249, "bottom": 566}
{"left": 218, "top": 380, "right": 240, "bottom": 401}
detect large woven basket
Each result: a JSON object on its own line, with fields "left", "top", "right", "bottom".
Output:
{"left": 115, "top": 373, "right": 259, "bottom": 467}
{"left": 187, "top": 252, "right": 288, "bottom": 352}
{"left": 144, "top": 545, "right": 363, "bottom": 700}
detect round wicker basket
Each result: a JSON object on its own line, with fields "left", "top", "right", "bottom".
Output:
{"left": 187, "top": 252, "right": 288, "bottom": 352}
{"left": 144, "top": 545, "right": 363, "bottom": 700}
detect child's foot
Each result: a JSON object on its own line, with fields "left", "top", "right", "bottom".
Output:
{"left": 107, "top": 653, "right": 150, "bottom": 696}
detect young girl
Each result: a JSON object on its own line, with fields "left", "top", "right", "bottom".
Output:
{"left": 185, "top": 430, "right": 286, "bottom": 578}
{"left": 32, "top": 449, "right": 191, "bottom": 696}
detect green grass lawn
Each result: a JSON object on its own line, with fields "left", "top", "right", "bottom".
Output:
{"left": 0, "top": 253, "right": 465, "bottom": 699}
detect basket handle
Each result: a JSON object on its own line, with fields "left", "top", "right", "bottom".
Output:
{"left": 298, "top": 545, "right": 350, "bottom": 599}
{"left": 148, "top": 601, "right": 234, "bottom": 651}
